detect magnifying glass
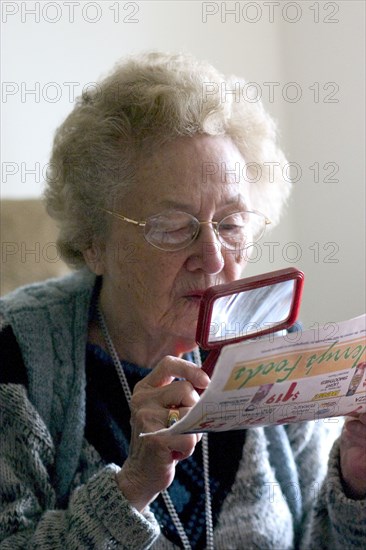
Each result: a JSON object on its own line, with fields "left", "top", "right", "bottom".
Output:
{"left": 195, "top": 267, "right": 305, "bottom": 379}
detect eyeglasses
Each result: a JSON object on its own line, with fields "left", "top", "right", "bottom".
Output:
{"left": 102, "top": 208, "right": 271, "bottom": 252}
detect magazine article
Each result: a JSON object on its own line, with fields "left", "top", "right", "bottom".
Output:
{"left": 141, "top": 314, "right": 366, "bottom": 436}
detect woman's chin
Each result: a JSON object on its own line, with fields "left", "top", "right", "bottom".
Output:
{"left": 174, "top": 336, "right": 199, "bottom": 357}
{"left": 173, "top": 318, "right": 199, "bottom": 351}
{"left": 176, "top": 322, "right": 198, "bottom": 344}
{"left": 156, "top": 300, "right": 201, "bottom": 352}
{"left": 181, "top": 301, "right": 201, "bottom": 326}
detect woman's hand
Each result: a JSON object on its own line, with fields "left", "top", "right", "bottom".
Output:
{"left": 339, "top": 412, "right": 366, "bottom": 499}
{"left": 115, "top": 356, "right": 210, "bottom": 511}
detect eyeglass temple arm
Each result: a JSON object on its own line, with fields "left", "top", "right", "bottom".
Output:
{"left": 101, "top": 208, "right": 146, "bottom": 227}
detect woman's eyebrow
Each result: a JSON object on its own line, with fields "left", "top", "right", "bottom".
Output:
{"left": 155, "top": 197, "right": 250, "bottom": 213}
{"left": 156, "top": 199, "right": 193, "bottom": 211}
{"left": 216, "top": 198, "right": 249, "bottom": 212}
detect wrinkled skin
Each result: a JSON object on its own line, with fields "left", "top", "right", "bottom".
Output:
{"left": 84, "top": 134, "right": 365, "bottom": 511}
{"left": 340, "top": 413, "right": 366, "bottom": 499}
{"left": 117, "top": 357, "right": 210, "bottom": 510}
{"left": 84, "top": 135, "right": 250, "bottom": 510}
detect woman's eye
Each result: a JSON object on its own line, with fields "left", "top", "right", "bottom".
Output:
{"left": 156, "top": 225, "right": 195, "bottom": 243}
{"left": 162, "top": 225, "right": 190, "bottom": 235}
{"left": 221, "top": 223, "right": 243, "bottom": 232}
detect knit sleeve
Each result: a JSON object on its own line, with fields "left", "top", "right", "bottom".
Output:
{"left": 301, "top": 434, "right": 366, "bottom": 549}
{"left": 0, "top": 356, "right": 160, "bottom": 548}
{"left": 286, "top": 420, "right": 366, "bottom": 549}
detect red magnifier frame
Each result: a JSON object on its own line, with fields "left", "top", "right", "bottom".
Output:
{"left": 195, "top": 267, "right": 304, "bottom": 379}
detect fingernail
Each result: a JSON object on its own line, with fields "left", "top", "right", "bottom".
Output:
{"left": 198, "top": 370, "right": 210, "bottom": 383}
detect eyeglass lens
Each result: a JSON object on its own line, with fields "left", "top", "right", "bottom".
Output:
{"left": 144, "top": 211, "right": 265, "bottom": 251}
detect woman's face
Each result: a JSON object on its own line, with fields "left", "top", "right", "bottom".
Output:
{"left": 90, "top": 135, "right": 255, "bottom": 361}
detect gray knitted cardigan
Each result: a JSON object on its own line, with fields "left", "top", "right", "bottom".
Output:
{"left": 0, "top": 270, "right": 365, "bottom": 549}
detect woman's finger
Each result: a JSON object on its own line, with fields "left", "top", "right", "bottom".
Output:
{"left": 137, "top": 355, "right": 210, "bottom": 390}
{"left": 343, "top": 418, "right": 366, "bottom": 448}
{"left": 131, "top": 380, "right": 201, "bottom": 417}
{"left": 131, "top": 403, "right": 193, "bottom": 434}
{"left": 155, "top": 380, "right": 202, "bottom": 409}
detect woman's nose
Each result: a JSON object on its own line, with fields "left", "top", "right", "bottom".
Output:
{"left": 185, "top": 224, "right": 224, "bottom": 275}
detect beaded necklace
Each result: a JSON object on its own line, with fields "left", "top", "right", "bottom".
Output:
{"left": 97, "top": 306, "right": 214, "bottom": 550}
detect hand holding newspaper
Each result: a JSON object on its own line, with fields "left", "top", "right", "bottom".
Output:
{"left": 141, "top": 314, "right": 366, "bottom": 436}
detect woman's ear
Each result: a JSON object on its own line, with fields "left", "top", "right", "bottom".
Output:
{"left": 83, "top": 242, "right": 105, "bottom": 275}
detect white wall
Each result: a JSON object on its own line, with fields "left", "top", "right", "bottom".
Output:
{"left": 1, "top": 1, "right": 365, "bottom": 327}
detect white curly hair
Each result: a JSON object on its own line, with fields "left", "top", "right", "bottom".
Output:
{"left": 45, "top": 51, "right": 291, "bottom": 267}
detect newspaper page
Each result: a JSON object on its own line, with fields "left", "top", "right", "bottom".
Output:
{"left": 141, "top": 314, "right": 366, "bottom": 436}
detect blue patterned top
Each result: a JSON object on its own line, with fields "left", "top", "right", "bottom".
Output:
{"left": 85, "top": 343, "right": 246, "bottom": 549}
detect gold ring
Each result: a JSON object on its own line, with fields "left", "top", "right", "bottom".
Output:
{"left": 167, "top": 407, "right": 180, "bottom": 428}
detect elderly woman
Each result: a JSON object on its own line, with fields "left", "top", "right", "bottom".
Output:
{"left": 0, "top": 52, "right": 365, "bottom": 549}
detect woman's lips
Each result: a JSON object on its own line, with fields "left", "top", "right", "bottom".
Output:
{"left": 184, "top": 290, "right": 205, "bottom": 300}
{"left": 183, "top": 290, "right": 205, "bottom": 306}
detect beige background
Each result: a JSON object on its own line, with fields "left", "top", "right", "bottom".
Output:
{"left": 1, "top": 1, "right": 365, "bottom": 328}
